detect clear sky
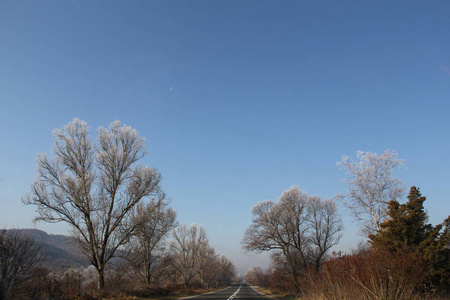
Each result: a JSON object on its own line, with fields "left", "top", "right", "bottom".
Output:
{"left": 1, "top": 1, "right": 449, "bottom": 275}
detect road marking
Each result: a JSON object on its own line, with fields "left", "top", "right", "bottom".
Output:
{"left": 227, "top": 284, "right": 242, "bottom": 300}
{"left": 178, "top": 286, "right": 232, "bottom": 299}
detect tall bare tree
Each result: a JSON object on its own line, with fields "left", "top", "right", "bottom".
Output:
{"left": 0, "top": 230, "right": 45, "bottom": 300}
{"left": 242, "top": 186, "right": 342, "bottom": 290}
{"left": 337, "top": 149, "right": 404, "bottom": 236}
{"left": 127, "top": 193, "right": 178, "bottom": 285}
{"left": 23, "top": 119, "right": 162, "bottom": 292}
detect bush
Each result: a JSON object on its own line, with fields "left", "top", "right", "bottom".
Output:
{"left": 299, "top": 249, "right": 429, "bottom": 299}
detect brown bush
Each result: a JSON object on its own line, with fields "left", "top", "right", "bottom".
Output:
{"left": 299, "top": 249, "right": 429, "bottom": 299}
{"left": 268, "top": 269, "right": 297, "bottom": 295}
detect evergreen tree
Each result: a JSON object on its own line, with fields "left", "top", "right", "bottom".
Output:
{"left": 369, "top": 186, "right": 450, "bottom": 293}
{"left": 370, "top": 186, "right": 430, "bottom": 251}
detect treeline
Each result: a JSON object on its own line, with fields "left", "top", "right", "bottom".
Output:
{"left": 243, "top": 151, "right": 450, "bottom": 299}
{"left": 0, "top": 119, "right": 237, "bottom": 300}
{"left": 1, "top": 224, "right": 237, "bottom": 299}
{"left": 2, "top": 222, "right": 237, "bottom": 298}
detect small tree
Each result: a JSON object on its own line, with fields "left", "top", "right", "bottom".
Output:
{"left": 370, "top": 186, "right": 431, "bottom": 252}
{"left": 23, "top": 119, "right": 162, "bottom": 292}
{"left": 244, "top": 267, "right": 267, "bottom": 286}
{"left": 0, "top": 230, "right": 45, "bottom": 300}
{"left": 216, "top": 255, "right": 237, "bottom": 286}
{"left": 127, "top": 193, "right": 178, "bottom": 286}
{"left": 307, "top": 195, "right": 344, "bottom": 271}
{"left": 197, "top": 246, "right": 218, "bottom": 288}
{"left": 337, "top": 149, "right": 404, "bottom": 236}
{"left": 169, "top": 224, "right": 211, "bottom": 287}
{"left": 242, "top": 186, "right": 342, "bottom": 290}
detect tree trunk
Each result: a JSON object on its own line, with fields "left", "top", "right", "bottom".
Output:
{"left": 146, "top": 269, "right": 152, "bottom": 285}
{"left": 97, "top": 266, "right": 105, "bottom": 294}
{"left": 146, "top": 255, "right": 152, "bottom": 285}
{"left": 284, "top": 250, "right": 302, "bottom": 292}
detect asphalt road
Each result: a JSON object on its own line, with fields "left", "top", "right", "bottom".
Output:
{"left": 183, "top": 283, "right": 272, "bottom": 300}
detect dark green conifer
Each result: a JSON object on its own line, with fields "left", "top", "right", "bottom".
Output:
{"left": 369, "top": 186, "right": 450, "bottom": 293}
{"left": 370, "top": 186, "right": 430, "bottom": 251}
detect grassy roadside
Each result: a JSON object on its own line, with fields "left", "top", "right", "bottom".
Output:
{"left": 251, "top": 286, "right": 299, "bottom": 300}
{"left": 101, "top": 287, "right": 226, "bottom": 300}
{"left": 169, "top": 287, "right": 225, "bottom": 299}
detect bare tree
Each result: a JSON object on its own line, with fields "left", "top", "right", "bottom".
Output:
{"left": 216, "top": 255, "right": 237, "bottom": 286}
{"left": 127, "top": 193, "right": 178, "bottom": 286}
{"left": 0, "top": 230, "right": 45, "bottom": 300}
{"left": 337, "top": 149, "right": 404, "bottom": 236}
{"left": 242, "top": 186, "right": 342, "bottom": 290}
{"left": 197, "top": 246, "right": 218, "bottom": 288}
{"left": 23, "top": 119, "right": 162, "bottom": 292}
{"left": 197, "top": 252, "right": 237, "bottom": 288}
{"left": 307, "top": 196, "right": 343, "bottom": 270}
{"left": 169, "top": 223, "right": 210, "bottom": 287}
{"left": 244, "top": 267, "right": 267, "bottom": 286}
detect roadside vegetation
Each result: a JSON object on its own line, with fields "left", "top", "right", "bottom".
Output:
{"left": 244, "top": 151, "right": 450, "bottom": 299}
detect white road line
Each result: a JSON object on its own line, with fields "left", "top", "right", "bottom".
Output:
{"left": 178, "top": 286, "right": 232, "bottom": 299}
{"left": 227, "top": 284, "right": 242, "bottom": 300}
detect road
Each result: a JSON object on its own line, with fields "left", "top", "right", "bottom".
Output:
{"left": 183, "top": 283, "right": 272, "bottom": 300}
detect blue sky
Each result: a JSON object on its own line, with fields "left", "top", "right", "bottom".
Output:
{"left": 1, "top": 1, "right": 450, "bottom": 274}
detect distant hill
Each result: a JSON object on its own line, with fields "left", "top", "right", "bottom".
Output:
{"left": 3, "top": 228, "right": 90, "bottom": 268}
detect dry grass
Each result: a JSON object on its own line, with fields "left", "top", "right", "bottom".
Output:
{"left": 99, "top": 287, "right": 224, "bottom": 300}
{"left": 252, "top": 286, "right": 300, "bottom": 300}
{"left": 255, "top": 249, "right": 450, "bottom": 300}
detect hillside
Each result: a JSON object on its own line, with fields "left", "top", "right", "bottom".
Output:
{"left": 3, "top": 228, "right": 90, "bottom": 268}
